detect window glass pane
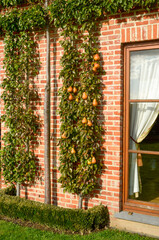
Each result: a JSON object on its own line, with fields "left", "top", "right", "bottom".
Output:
{"left": 130, "top": 49, "right": 159, "bottom": 100}
{"left": 140, "top": 115, "right": 159, "bottom": 152}
{"left": 129, "top": 103, "right": 159, "bottom": 151}
{"left": 129, "top": 153, "right": 159, "bottom": 204}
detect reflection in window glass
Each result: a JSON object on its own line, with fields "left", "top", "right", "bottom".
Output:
{"left": 129, "top": 103, "right": 159, "bottom": 151}
{"left": 130, "top": 49, "right": 159, "bottom": 100}
{"left": 129, "top": 153, "right": 159, "bottom": 204}
{"left": 128, "top": 48, "right": 159, "bottom": 201}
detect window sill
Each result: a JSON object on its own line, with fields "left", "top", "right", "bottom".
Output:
{"left": 114, "top": 211, "right": 159, "bottom": 227}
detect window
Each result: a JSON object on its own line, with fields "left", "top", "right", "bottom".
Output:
{"left": 123, "top": 42, "right": 159, "bottom": 216}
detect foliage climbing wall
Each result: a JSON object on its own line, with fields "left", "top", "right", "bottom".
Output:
{"left": 0, "top": 0, "right": 157, "bottom": 198}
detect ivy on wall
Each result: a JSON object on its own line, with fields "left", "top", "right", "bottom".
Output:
{"left": 0, "top": 5, "right": 46, "bottom": 33}
{"left": 0, "top": 0, "right": 43, "bottom": 7}
{"left": 49, "top": 0, "right": 157, "bottom": 28}
{"left": 0, "top": 0, "right": 157, "bottom": 199}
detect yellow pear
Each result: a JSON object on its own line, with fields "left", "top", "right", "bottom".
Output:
{"left": 88, "top": 160, "right": 92, "bottom": 165}
{"left": 82, "top": 92, "right": 88, "bottom": 100}
{"left": 93, "top": 54, "right": 100, "bottom": 61}
{"left": 93, "top": 66, "right": 98, "bottom": 72}
{"left": 82, "top": 117, "right": 87, "bottom": 124}
{"left": 93, "top": 99, "right": 98, "bottom": 106}
{"left": 92, "top": 157, "right": 96, "bottom": 164}
{"left": 94, "top": 62, "right": 100, "bottom": 69}
{"left": 62, "top": 132, "right": 67, "bottom": 139}
{"left": 67, "top": 86, "right": 73, "bottom": 93}
{"left": 69, "top": 94, "right": 73, "bottom": 101}
{"left": 87, "top": 120, "right": 92, "bottom": 127}
{"left": 73, "top": 87, "right": 77, "bottom": 93}
{"left": 71, "top": 148, "right": 76, "bottom": 154}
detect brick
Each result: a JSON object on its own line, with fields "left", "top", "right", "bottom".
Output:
{"left": 136, "top": 21, "right": 148, "bottom": 26}
{"left": 137, "top": 27, "right": 141, "bottom": 40}
{"left": 148, "top": 25, "right": 152, "bottom": 39}
{"left": 142, "top": 26, "right": 147, "bottom": 40}
{"left": 0, "top": 7, "right": 159, "bottom": 217}
{"left": 126, "top": 28, "right": 130, "bottom": 42}
{"left": 153, "top": 24, "right": 157, "bottom": 38}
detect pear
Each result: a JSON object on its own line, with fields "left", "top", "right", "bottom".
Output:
{"left": 94, "top": 62, "right": 100, "bottom": 69}
{"left": 71, "top": 148, "right": 76, "bottom": 154}
{"left": 69, "top": 94, "right": 73, "bottom": 101}
{"left": 62, "top": 132, "right": 67, "bottom": 139}
{"left": 93, "top": 99, "right": 98, "bottom": 107}
{"left": 82, "top": 92, "right": 88, "bottom": 100}
{"left": 82, "top": 117, "right": 87, "bottom": 124}
{"left": 92, "top": 157, "right": 96, "bottom": 164}
{"left": 67, "top": 86, "right": 73, "bottom": 92}
{"left": 93, "top": 54, "right": 100, "bottom": 61}
{"left": 93, "top": 66, "right": 97, "bottom": 72}
{"left": 73, "top": 87, "right": 77, "bottom": 93}
{"left": 87, "top": 120, "right": 92, "bottom": 127}
{"left": 88, "top": 160, "right": 92, "bottom": 165}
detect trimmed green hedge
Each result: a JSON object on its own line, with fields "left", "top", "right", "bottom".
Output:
{"left": 0, "top": 185, "right": 16, "bottom": 196}
{"left": 0, "top": 192, "right": 109, "bottom": 232}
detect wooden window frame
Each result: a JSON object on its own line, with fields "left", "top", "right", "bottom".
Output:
{"left": 123, "top": 41, "right": 159, "bottom": 216}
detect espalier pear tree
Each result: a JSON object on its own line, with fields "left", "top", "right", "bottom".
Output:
{"left": 0, "top": 0, "right": 156, "bottom": 205}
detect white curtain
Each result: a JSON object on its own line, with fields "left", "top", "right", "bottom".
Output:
{"left": 129, "top": 55, "right": 159, "bottom": 197}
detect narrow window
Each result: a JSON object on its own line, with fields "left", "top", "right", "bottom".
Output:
{"left": 123, "top": 42, "right": 159, "bottom": 216}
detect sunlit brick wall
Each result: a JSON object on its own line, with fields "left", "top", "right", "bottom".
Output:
{"left": 1, "top": 7, "right": 159, "bottom": 215}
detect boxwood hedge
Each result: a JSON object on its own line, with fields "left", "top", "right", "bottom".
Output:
{"left": 0, "top": 190, "right": 109, "bottom": 232}
{"left": 0, "top": 185, "right": 16, "bottom": 196}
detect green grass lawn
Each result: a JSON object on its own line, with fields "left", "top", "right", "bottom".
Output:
{"left": 0, "top": 220, "right": 158, "bottom": 240}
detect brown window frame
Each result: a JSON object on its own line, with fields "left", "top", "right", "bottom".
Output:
{"left": 123, "top": 41, "right": 159, "bottom": 216}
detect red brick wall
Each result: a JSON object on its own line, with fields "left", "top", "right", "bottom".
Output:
{"left": 1, "top": 7, "right": 159, "bottom": 215}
